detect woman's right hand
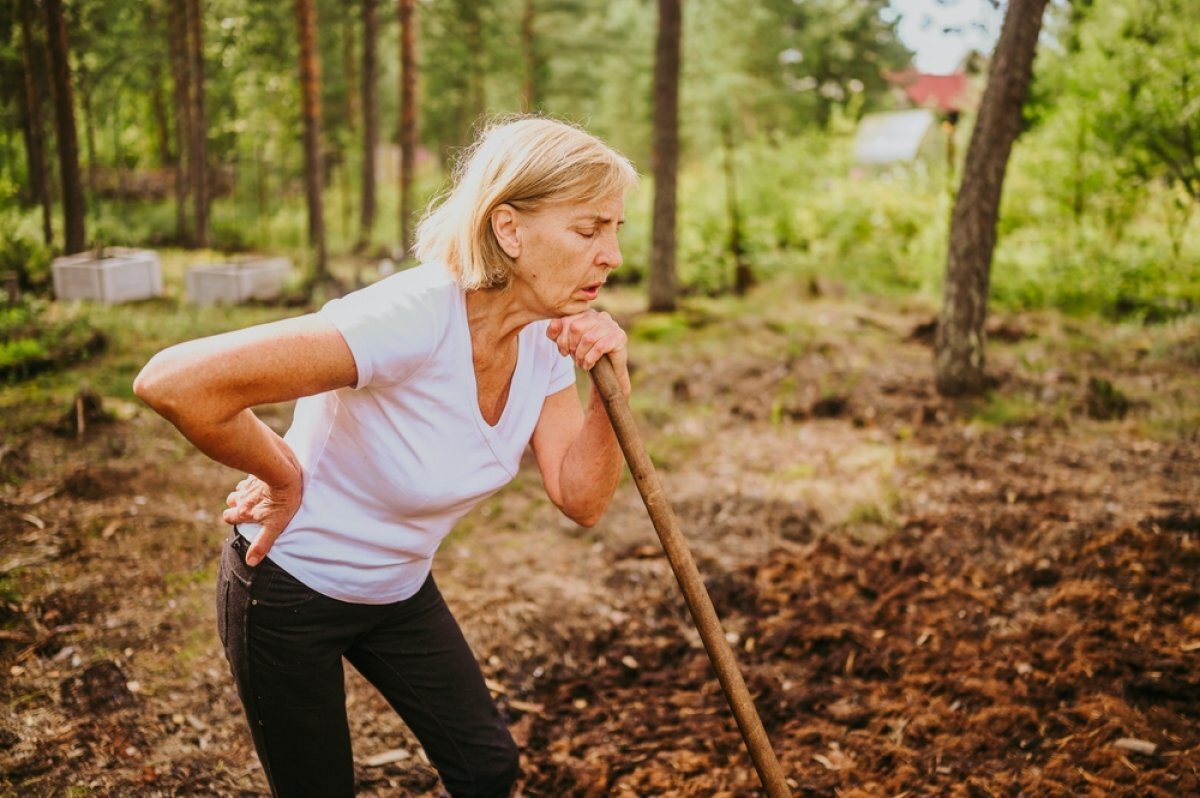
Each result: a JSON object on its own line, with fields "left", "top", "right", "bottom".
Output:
{"left": 223, "top": 457, "right": 303, "bottom": 567}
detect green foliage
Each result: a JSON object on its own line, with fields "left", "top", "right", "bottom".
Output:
{"left": 0, "top": 217, "right": 52, "bottom": 291}
{"left": 1, "top": 0, "right": 1195, "bottom": 327}
{"left": 1030, "top": 0, "right": 1199, "bottom": 207}
{"left": 0, "top": 299, "right": 105, "bottom": 382}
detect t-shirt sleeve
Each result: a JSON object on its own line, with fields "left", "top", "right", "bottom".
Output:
{"left": 318, "top": 276, "right": 437, "bottom": 390}
{"left": 546, "top": 339, "right": 577, "bottom": 396}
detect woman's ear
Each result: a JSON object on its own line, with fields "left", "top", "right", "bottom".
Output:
{"left": 491, "top": 204, "right": 521, "bottom": 259}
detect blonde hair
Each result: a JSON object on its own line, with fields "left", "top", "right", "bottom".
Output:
{"left": 413, "top": 116, "right": 639, "bottom": 290}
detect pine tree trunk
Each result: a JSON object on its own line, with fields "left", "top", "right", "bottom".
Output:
{"left": 648, "top": 0, "right": 681, "bottom": 312}
{"left": 359, "top": 0, "right": 378, "bottom": 245}
{"left": 150, "top": 72, "right": 171, "bottom": 169}
{"left": 724, "top": 122, "right": 752, "bottom": 296}
{"left": 79, "top": 74, "right": 97, "bottom": 203}
{"left": 18, "top": 0, "right": 52, "bottom": 246}
{"left": 462, "top": 2, "right": 485, "bottom": 139}
{"left": 934, "top": 0, "right": 1049, "bottom": 396}
{"left": 166, "top": 0, "right": 191, "bottom": 242}
{"left": 295, "top": 0, "right": 328, "bottom": 279}
{"left": 520, "top": 0, "right": 538, "bottom": 111}
{"left": 145, "top": 3, "right": 171, "bottom": 169}
{"left": 343, "top": 16, "right": 359, "bottom": 135}
{"left": 15, "top": 66, "right": 38, "bottom": 207}
{"left": 43, "top": 0, "right": 86, "bottom": 253}
{"left": 398, "top": 0, "right": 417, "bottom": 256}
{"left": 184, "top": 0, "right": 209, "bottom": 247}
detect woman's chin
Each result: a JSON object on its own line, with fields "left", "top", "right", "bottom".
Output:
{"left": 559, "top": 298, "right": 592, "bottom": 316}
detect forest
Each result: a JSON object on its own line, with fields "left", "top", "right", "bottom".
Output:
{"left": 0, "top": 0, "right": 1198, "bottom": 795}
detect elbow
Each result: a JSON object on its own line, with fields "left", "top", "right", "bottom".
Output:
{"left": 563, "top": 502, "right": 605, "bottom": 529}
{"left": 133, "top": 353, "right": 182, "bottom": 419}
{"left": 132, "top": 358, "right": 160, "bottom": 407}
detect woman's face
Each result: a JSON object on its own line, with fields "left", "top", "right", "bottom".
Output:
{"left": 507, "top": 193, "right": 625, "bottom": 316}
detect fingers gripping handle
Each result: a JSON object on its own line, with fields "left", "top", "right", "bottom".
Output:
{"left": 590, "top": 356, "right": 792, "bottom": 798}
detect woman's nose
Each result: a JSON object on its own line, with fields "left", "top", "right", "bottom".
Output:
{"left": 598, "top": 235, "right": 623, "bottom": 271}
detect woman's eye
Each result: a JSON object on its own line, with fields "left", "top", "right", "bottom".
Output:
{"left": 577, "top": 229, "right": 596, "bottom": 239}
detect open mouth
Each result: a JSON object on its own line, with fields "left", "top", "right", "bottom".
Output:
{"left": 581, "top": 283, "right": 603, "bottom": 300}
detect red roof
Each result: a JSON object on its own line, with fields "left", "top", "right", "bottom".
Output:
{"left": 886, "top": 70, "right": 972, "bottom": 113}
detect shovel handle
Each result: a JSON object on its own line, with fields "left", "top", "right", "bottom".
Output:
{"left": 590, "top": 355, "right": 792, "bottom": 798}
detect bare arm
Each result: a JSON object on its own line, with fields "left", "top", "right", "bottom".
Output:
{"left": 531, "top": 310, "right": 631, "bottom": 527}
{"left": 133, "top": 314, "right": 357, "bottom": 563}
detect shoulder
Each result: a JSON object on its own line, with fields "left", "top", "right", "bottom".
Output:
{"left": 319, "top": 262, "right": 461, "bottom": 387}
{"left": 333, "top": 262, "right": 456, "bottom": 311}
{"left": 321, "top": 263, "right": 459, "bottom": 333}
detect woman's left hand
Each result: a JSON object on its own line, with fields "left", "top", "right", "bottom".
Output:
{"left": 547, "top": 309, "right": 631, "bottom": 396}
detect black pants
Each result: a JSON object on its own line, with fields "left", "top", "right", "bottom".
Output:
{"left": 216, "top": 532, "right": 519, "bottom": 798}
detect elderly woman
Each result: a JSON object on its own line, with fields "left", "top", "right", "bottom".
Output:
{"left": 134, "top": 117, "right": 637, "bottom": 798}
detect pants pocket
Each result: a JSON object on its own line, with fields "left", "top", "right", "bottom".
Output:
{"left": 252, "top": 559, "right": 321, "bottom": 611}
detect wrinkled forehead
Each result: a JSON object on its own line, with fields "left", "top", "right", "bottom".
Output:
{"left": 554, "top": 194, "right": 627, "bottom": 224}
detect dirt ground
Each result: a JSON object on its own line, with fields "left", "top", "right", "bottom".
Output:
{"left": 1, "top": 288, "right": 1197, "bottom": 797}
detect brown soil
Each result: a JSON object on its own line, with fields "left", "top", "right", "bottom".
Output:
{"left": 1, "top": 295, "right": 1197, "bottom": 797}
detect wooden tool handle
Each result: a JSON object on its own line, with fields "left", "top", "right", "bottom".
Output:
{"left": 590, "top": 356, "right": 792, "bottom": 798}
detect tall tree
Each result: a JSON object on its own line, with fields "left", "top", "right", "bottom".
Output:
{"left": 42, "top": 0, "right": 86, "bottom": 253}
{"left": 459, "top": 0, "right": 485, "bottom": 144}
{"left": 295, "top": 0, "right": 328, "bottom": 278}
{"left": 143, "top": 1, "right": 170, "bottom": 169}
{"left": 648, "top": 0, "right": 681, "bottom": 312}
{"left": 935, "top": 0, "right": 1050, "bottom": 396}
{"left": 723, "top": 120, "right": 751, "bottom": 296}
{"left": 166, "top": 0, "right": 191, "bottom": 241}
{"left": 17, "top": 0, "right": 52, "bottom": 245}
{"left": 184, "top": 0, "right": 209, "bottom": 246}
{"left": 359, "top": 0, "right": 378, "bottom": 246}
{"left": 398, "top": 0, "right": 416, "bottom": 255}
{"left": 342, "top": 11, "right": 359, "bottom": 135}
{"left": 520, "top": 0, "right": 540, "bottom": 111}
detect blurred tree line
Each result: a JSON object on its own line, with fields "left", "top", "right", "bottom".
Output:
{"left": 0, "top": 0, "right": 911, "bottom": 261}
{"left": 0, "top": 0, "right": 1195, "bottom": 337}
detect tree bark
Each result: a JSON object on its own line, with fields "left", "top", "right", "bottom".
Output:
{"left": 359, "top": 0, "right": 378, "bottom": 245}
{"left": 398, "top": 0, "right": 417, "bottom": 255}
{"left": 724, "top": 122, "right": 752, "bottom": 296}
{"left": 15, "top": 63, "right": 37, "bottom": 207}
{"left": 145, "top": 2, "right": 171, "bottom": 169}
{"left": 166, "top": 0, "right": 191, "bottom": 242}
{"left": 43, "top": 0, "right": 86, "bottom": 254}
{"left": 934, "top": 0, "right": 1049, "bottom": 396}
{"left": 520, "top": 0, "right": 539, "bottom": 111}
{"left": 459, "top": 1, "right": 485, "bottom": 147}
{"left": 78, "top": 69, "right": 97, "bottom": 204}
{"left": 343, "top": 14, "right": 359, "bottom": 135}
{"left": 150, "top": 71, "right": 171, "bottom": 169}
{"left": 184, "top": 0, "right": 210, "bottom": 247}
{"left": 648, "top": 0, "right": 681, "bottom": 312}
{"left": 18, "top": 0, "right": 53, "bottom": 246}
{"left": 295, "top": 0, "right": 328, "bottom": 278}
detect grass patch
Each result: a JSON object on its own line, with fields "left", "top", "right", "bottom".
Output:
{"left": 0, "top": 300, "right": 107, "bottom": 383}
{"left": 966, "top": 376, "right": 1083, "bottom": 430}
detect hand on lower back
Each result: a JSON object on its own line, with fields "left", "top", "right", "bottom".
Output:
{"left": 222, "top": 461, "right": 302, "bottom": 567}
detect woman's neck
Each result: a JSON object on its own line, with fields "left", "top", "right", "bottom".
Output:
{"left": 464, "top": 284, "right": 544, "bottom": 350}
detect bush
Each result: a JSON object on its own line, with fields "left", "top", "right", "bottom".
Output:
{"left": 0, "top": 299, "right": 106, "bottom": 383}
{"left": 0, "top": 220, "right": 53, "bottom": 294}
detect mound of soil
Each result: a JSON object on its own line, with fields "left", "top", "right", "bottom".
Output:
{"left": 518, "top": 517, "right": 1198, "bottom": 797}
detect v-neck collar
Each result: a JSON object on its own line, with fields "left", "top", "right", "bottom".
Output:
{"left": 457, "top": 288, "right": 527, "bottom": 440}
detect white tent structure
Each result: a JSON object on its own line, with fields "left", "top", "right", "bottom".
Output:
{"left": 852, "top": 109, "right": 940, "bottom": 166}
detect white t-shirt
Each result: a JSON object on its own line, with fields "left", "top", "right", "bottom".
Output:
{"left": 237, "top": 262, "right": 577, "bottom": 603}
